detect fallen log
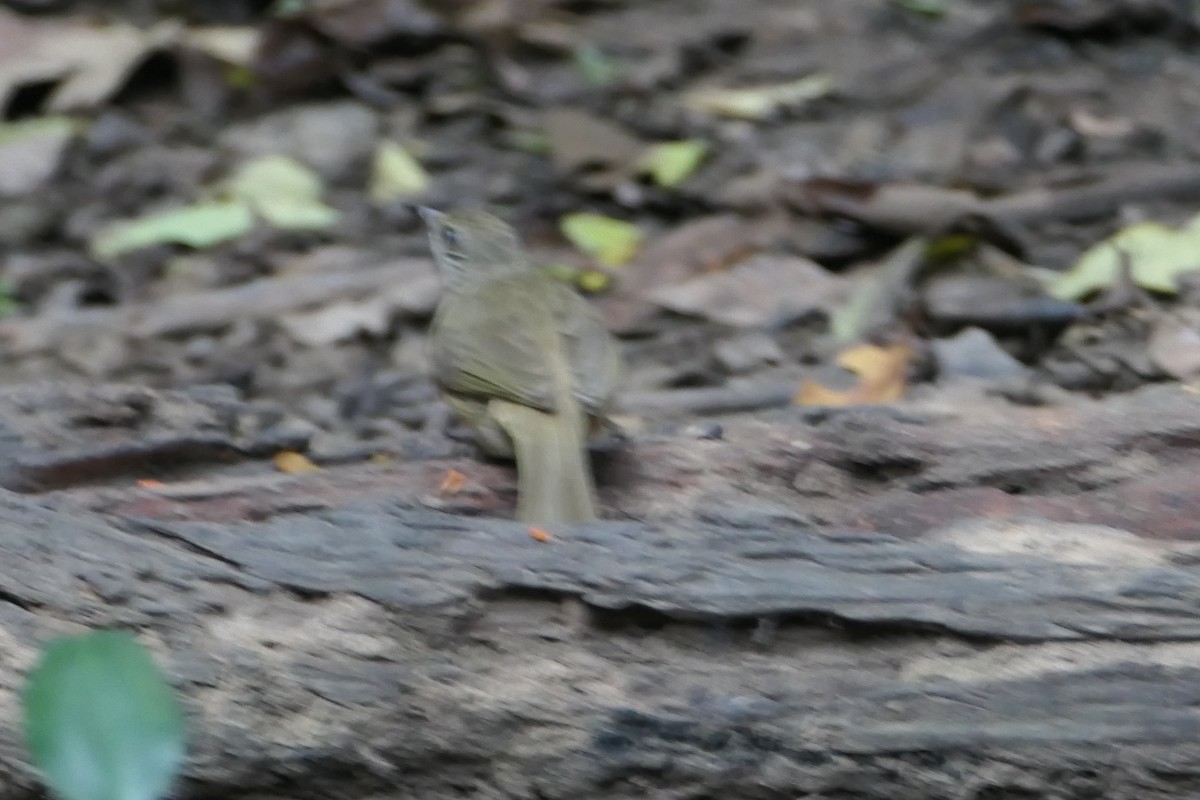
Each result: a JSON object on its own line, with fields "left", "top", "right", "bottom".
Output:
{"left": 0, "top": 382, "right": 1199, "bottom": 799}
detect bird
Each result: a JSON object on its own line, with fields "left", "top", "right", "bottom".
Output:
{"left": 421, "top": 208, "right": 621, "bottom": 524}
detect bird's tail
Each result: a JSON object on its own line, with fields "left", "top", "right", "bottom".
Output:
{"left": 490, "top": 399, "right": 597, "bottom": 525}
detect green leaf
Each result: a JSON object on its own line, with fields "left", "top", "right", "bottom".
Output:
{"left": 0, "top": 115, "right": 80, "bottom": 147}
{"left": 0, "top": 279, "right": 19, "bottom": 317}
{"left": 893, "top": 0, "right": 948, "bottom": 17}
{"left": 1050, "top": 216, "right": 1200, "bottom": 300}
{"left": 23, "top": 631, "right": 185, "bottom": 800}
{"left": 640, "top": 139, "right": 709, "bottom": 188}
{"left": 90, "top": 202, "right": 253, "bottom": 261}
{"left": 577, "top": 269, "right": 611, "bottom": 292}
{"left": 560, "top": 213, "right": 642, "bottom": 267}
{"left": 369, "top": 141, "right": 430, "bottom": 204}
{"left": 572, "top": 44, "right": 622, "bottom": 87}
{"left": 225, "top": 154, "right": 340, "bottom": 230}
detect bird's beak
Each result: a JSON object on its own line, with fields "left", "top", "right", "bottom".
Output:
{"left": 417, "top": 206, "right": 443, "bottom": 226}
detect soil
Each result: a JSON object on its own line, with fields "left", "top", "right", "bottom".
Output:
{"left": 3, "top": 1, "right": 1200, "bottom": 798}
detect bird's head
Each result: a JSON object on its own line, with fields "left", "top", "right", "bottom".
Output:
{"left": 420, "top": 208, "right": 524, "bottom": 290}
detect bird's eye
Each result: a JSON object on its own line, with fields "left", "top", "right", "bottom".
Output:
{"left": 441, "top": 227, "right": 461, "bottom": 248}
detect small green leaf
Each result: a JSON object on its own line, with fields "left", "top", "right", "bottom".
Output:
{"left": 272, "top": 0, "right": 308, "bottom": 16}
{"left": 23, "top": 631, "right": 185, "bottom": 800}
{"left": 1050, "top": 217, "right": 1200, "bottom": 300}
{"left": 640, "top": 139, "right": 709, "bottom": 188}
{"left": 540, "top": 262, "right": 580, "bottom": 283}
{"left": 369, "top": 141, "right": 430, "bottom": 204}
{"left": 502, "top": 129, "right": 551, "bottom": 154}
{"left": 90, "top": 202, "right": 253, "bottom": 261}
{"left": 893, "top": 0, "right": 948, "bottom": 17}
{"left": 224, "top": 64, "right": 257, "bottom": 89}
{"left": 0, "top": 279, "right": 19, "bottom": 317}
{"left": 578, "top": 269, "right": 611, "bottom": 292}
{"left": 572, "top": 44, "right": 622, "bottom": 87}
{"left": 225, "top": 154, "right": 340, "bottom": 230}
{"left": 923, "top": 233, "right": 976, "bottom": 263}
{"left": 560, "top": 213, "right": 642, "bottom": 267}
{"left": 0, "top": 115, "right": 80, "bottom": 147}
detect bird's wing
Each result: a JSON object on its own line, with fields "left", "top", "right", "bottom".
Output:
{"left": 550, "top": 284, "right": 621, "bottom": 415}
{"left": 430, "top": 277, "right": 561, "bottom": 413}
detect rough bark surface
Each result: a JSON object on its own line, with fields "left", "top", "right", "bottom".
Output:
{"left": 1, "top": 382, "right": 1200, "bottom": 799}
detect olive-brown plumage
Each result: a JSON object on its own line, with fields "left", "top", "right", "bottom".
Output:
{"left": 422, "top": 209, "right": 620, "bottom": 524}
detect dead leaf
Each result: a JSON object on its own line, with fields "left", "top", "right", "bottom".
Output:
{"left": 543, "top": 107, "right": 644, "bottom": 190}
{"left": 932, "top": 327, "right": 1030, "bottom": 382}
{"left": 182, "top": 27, "right": 261, "bottom": 66}
{"left": 1148, "top": 310, "right": 1200, "bottom": 380}
{"left": 0, "top": 116, "right": 79, "bottom": 197}
{"left": 829, "top": 237, "right": 927, "bottom": 342}
{"left": 683, "top": 73, "right": 834, "bottom": 120}
{"left": 306, "top": 0, "right": 443, "bottom": 46}
{"left": 795, "top": 343, "right": 912, "bottom": 406}
{"left": 529, "top": 526, "right": 552, "bottom": 542}
{"left": 600, "top": 215, "right": 766, "bottom": 333}
{"left": 274, "top": 451, "right": 321, "bottom": 474}
{"left": 794, "top": 180, "right": 982, "bottom": 236}
{"left": 650, "top": 254, "right": 847, "bottom": 328}
{"left": 439, "top": 469, "right": 467, "bottom": 495}
{"left": 278, "top": 298, "right": 392, "bottom": 346}
{"left": 0, "top": 10, "right": 181, "bottom": 112}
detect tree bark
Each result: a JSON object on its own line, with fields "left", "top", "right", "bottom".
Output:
{"left": 1, "top": 381, "right": 1200, "bottom": 799}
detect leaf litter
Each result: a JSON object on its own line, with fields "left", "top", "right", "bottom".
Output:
{"left": 1, "top": 0, "right": 1200, "bottom": 486}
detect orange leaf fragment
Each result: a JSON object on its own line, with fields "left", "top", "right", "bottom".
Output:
{"left": 439, "top": 469, "right": 467, "bottom": 495}
{"left": 136, "top": 479, "right": 166, "bottom": 489}
{"left": 273, "top": 451, "right": 321, "bottom": 474}
{"left": 795, "top": 343, "right": 912, "bottom": 407}
{"left": 529, "top": 527, "right": 552, "bottom": 543}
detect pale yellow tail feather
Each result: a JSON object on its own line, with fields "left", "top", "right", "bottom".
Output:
{"left": 490, "top": 400, "right": 597, "bottom": 525}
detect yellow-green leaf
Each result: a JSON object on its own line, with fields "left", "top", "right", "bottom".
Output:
{"left": 683, "top": 73, "right": 835, "bottom": 120}
{"left": 225, "top": 154, "right": 339, "bottom": 230}
{"left": 893, "top": 0, "right": 948, "bottom": 16}
{"left": 0, "top": 115, "right": 80, "bottom": 146}
{"left": 640, "top": 139, "right": 709, "bottom": 188}
{"left": 541, "top": 262, "right": 580, "bottom": 283}
{"left": 369, "top": 141, "right": 430, "bottom": 204}
{"left": 573, "top": 44, "right": 622, "bottom": 87}
{"left": 578, "top": 269, "right": 611, "bottom": 292}
{"left": 90, "top": 202, "right": 254, "bottom": 261}
{"left": 1050, "top": 216, "right": 1200, "bottom": 300}
{"left": 560, "top": 213, "right": 642, "bottom": 266}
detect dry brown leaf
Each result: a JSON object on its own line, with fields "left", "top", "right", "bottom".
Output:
{"left": 274, "top": 451, "right": 321, "bottom": 474}
{"left": 0, "top": 116, "right": 78, "bottom": 198}
{"left": 543, "top": 107, "right": 644, "bottom": 190}
{"left": 1148, "top": 310, "right": 1200, "bottom": 380}
{"left": 439, "top": 468, "right": 467, "bottom": 495}
{"left": 0, "top": 10, "right": 181, "bottom": 112}
{"left": 649, "top": 254, "right": 847, "bottom": 328}
{"left": 599, "top": 215, "right": 767, "bottom": 333}
{"left": 795, "top": 343, "right": 912, "bottom": 407}
{"left": 529, "top": 526, "right": 552, "bottom": 542}
{"left": 0, "top": 11, "right": 258, "bottom": 113}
